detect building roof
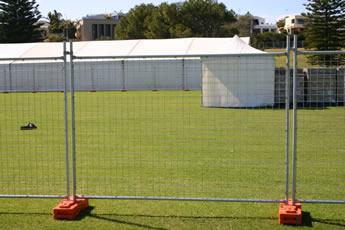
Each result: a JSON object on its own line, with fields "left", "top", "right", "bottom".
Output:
{"left": 82, "top": 12, "right": 124, "bottom": 20}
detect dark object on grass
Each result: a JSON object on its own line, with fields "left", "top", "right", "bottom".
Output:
{"left": 20, "top": 123, "right": 38, "bottom": 130}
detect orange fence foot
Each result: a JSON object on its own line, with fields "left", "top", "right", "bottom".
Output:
{"left": 53, "top": 196, "right": 89, "bottom": 220}
{"left": 279, "top": 200, "right": 302, "bottom": 225}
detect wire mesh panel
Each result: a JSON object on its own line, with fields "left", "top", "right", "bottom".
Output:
{"left": 73, "top": 54, "right": 287, "bottom": 201}
{"left": 0, "top": 59, "right": 67, "bottom": 197}
{"left": 296, "top": 52, "right": 345, "bottom": 202}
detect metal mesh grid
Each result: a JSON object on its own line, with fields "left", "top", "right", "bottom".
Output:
{"left": 296, "top": 53, "right": 345, "bottom": 202}
{"left": 73, "top": 54, "right": 287, "bottom": 200}
{"left": 0, "top": 60, "right": 67, "bottom": 196}
{"left": 0, "top": 39, "right": 343, "bottom": 205}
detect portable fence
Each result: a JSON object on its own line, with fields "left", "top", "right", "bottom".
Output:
{"left": 293, "top": 48, "right": 345, "bottom": 205}
{"left": 0, "top": 45, "right": 67, "bottom": 198}
{"left": 0, "top": 36, "right": 344, "bottom": 225}
{"left": 71, "top": 50, "right": 287, "bottom": 203}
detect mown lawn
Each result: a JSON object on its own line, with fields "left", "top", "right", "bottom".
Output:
{"left": 0, "top": 91, "right": 344, "bottom": 229}
{"left": 265, "top": 48, "right": 311, "bottom": 68}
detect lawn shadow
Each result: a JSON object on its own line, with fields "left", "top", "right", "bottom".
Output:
{"left": 301, "top": 211, "right": 345, "bottom": 228}
{"left": 311, "top": 217, "right": 345, "bottom": 228}
{"left": 79, "top": 210, "right": 277, "bottom": 229}
{"left": 77, "top": 207, "right": 167, "bottom": 230}
{"left": 302, "top": 211, "right": 313, "bottom": 227}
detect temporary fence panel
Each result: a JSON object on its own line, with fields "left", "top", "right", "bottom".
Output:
{"left": 0, "top": 58, "right": 67, "bottom": 197}
{"left": 294, "top": 51, "right": 345, "bottom": 203}
{"left": 0, "top": 37, "right": 344, "bottom": 223}
{"left": 72, "top": 52, "right": 287, "bottom": 202}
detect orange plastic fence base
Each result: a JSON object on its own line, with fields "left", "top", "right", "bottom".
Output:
{"left": 53, "top": 196, "right": 89, "bottom": 220}
{"left": 279, "top": 200, "right": 302, "bottom": 225}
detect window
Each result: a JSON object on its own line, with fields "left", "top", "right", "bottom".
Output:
{"left": 92, "top": 24, "right": 98, "bottom": 40}
{"left": 297, "top": 19, "right": 304, "bottom": 25}
{"left": 253, "top": 28, "right": 261, "bottom": 34}
{"left": 291, "top": 19, "right": 295, "bottom": 23}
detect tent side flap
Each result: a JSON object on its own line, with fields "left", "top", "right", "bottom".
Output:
{"left": 202, "top": 56, "right": 275, "bottom": 108}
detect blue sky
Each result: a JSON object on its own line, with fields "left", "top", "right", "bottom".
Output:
{"left": 36, "top": 0, "right": 307, "bottom": 23}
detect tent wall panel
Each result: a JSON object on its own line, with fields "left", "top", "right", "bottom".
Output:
{"left": 125, "top": 60, "right": 156, "bottom": 90}
{"left": 124, "top": 59, "right": 193, "bottom": 90}
{"left": 202, "top": 56, "right": 275, "bottom": 108}
{"left": 74, "top": 63, "right": 93, "bottom": 91}
{"left": 10, "top": 64, "right": 35, "bottom": 92}
{"left": 33, "top": 63, "right": 64, "bottom": 92}
{"left": 0, "top": 59, "right": 203, "bottom": 92}
{"left": 184, "top": 59, "right": 202, "bottom": 90}
{"left": 88, "top": 61, "right": 123, "bottom": 91}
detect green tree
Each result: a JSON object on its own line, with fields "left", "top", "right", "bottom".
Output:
{"left": 251, "top": 32, "right": 286, "bottom": 49}
{"left": 304, "top": 0, "right": 345, "bottom": 65}
{"left": 170, "top": 23, "right": 193, "bottom": 38}
{"left": 160, "top": 2, "right": 194, "bottom": 38}
{"left": 0, "top": 0, "right": 42, "bottom": 43}
{"left": 45, "top": 10, "right": 76, "bottom": 42}
{"left": 144, "top": 6, "right": 170, "bottom": 39}
{"left": 47, "top": 10, "right": 63, "bottom": 34}
{"left": 276, "top": 18, "right": 287, "bottom": 34}
{"left": 116, "top": 0, "right": 237, "bottom": 39}
{"left": 115, "top": 16, "right": 129, "bottom": 39}
{"left": 305, "top": 0, "right": 345, "bottom": 50}
{"left": 234, "top": 12, "right": 253, "bottom": 37}
{"left": 62, "top": 19, "right": 76, "bottom": 39}
{"left": 0, "top": 11, "right": 4, "bottom": 39}
{"left": 116, "top": 4, "right": 156, "bottom": 39}
{"left": 180, "top": 0, "right": 236, "bottom": 37}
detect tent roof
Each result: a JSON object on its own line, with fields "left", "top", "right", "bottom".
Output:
{"left": 0, "top": 36, "right": 262, "bottom": 61}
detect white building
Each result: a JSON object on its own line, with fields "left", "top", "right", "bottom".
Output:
{"left": 76, "top": 12, "right": 125, "bottom": 41}
{"left": 284, "top": 15, "right": 306, "bottom": 34}
{"left": 252, "top": 16, "right": 277, "bottom": 34}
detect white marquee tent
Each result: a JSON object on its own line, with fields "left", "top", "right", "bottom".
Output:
{"left": 0, "top": 36, "right": 274, "bottom": 107}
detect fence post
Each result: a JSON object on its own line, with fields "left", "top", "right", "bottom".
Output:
{"left": 153, "top": 64, "right": 157, "bottom": 91}
{"left": 279, "top": 35, "right": 302, "bottom": 226}
{"left": 63, "top": 41, "right": 70, "bottom": 198}
{"left": 182, "top": 59, "right": 186, "bottom": 90}
{"left": 53, "top": 42, "right": 89, "bottom": 220}
{"left": 32, "top": 68, "right": 36, "bottom": 92}
{"left": 90, "top": 65, "right": 95, "bottom": 92}
{"left": 292, "top": 34, "right": 298, "bottom": 204}
{"left": 8, "top": 63, "right": 12, "bottom": 92}
{"left": 3, "top": 68, "right": 7, "bottom": 92}
{"left": 285, "top": 35, "right": 291, "bottom": 201}
{"left": 121, "top": 60, "right": 126, "bottom": 91}
{"left": 69, "top": 41, "right": 77, "bottom": 200}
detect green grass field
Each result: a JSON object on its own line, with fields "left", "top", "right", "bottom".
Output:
{"left": 265, "top": 48, "right": 311, "bottom": 68}
{"left": 0, "top": 91, "right": 344, "bottom": 229}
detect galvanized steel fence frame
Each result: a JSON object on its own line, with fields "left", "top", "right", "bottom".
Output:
{"left": 0, "top": 36, "right": 344, "bottom": 208}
